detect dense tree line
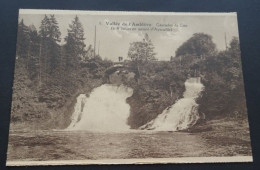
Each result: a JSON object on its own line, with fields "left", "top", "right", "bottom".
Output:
{"left": 12, "top": 16, "right": 246, "bottom": 129}
{"left": 12, "top": 15, "right": 112, "bottom": 125}
{"left": 125, "top": 32, "right": 247, "bottom": 128}
{"left": 17, "top": 15, "right": 93, "bottom": 85}
{"left": 197, "top": 37, "right": 247, "bottom": 120}
{"left": 174, "top": 33, "right": 247, "bottom": 121}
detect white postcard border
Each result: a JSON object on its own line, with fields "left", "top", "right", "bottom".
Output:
{"left": 7, "top": 156, "right": 253, "bottom": 166}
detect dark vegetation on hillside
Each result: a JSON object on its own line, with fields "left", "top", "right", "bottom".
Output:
{"left": 124, "top": 61, "right": 187, "bottom": 128}
{"left": 11, "top": 15, "right": 247, "bottom": 130}
{"left": 12, "top": 15, "right": 113, "bottom": 129}
{"left": 197, "top": 38, "right": 247, "bottom": 120}
{"left": 173, "top": 33, "right": 247, "bottom": 121}
{"left": 124, "top": 33, "right": 247, "bottom": 128}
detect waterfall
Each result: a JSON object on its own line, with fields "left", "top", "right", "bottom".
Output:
{"left": 140, "top": 77, "right": 204, "bottom": 131}
{"left": 67, "top": 84, "right": 133, "bottom": 132}
{"left": 67, "top": 94, "right": 87, "bottom": 129}
{"left": 67, "top": 77, "right": 203, "bottom": 132}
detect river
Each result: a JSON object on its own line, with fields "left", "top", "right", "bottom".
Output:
{"left": 7, "top": 129, "right": 251, "bottom": 162}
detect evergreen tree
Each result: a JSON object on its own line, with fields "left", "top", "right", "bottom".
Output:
{"left": 39, "top": 15, "right": 50, "bottom": 39}
{"left": 64, "top": 15, "right": 86, "bottom": 68}
{"left": 39, "top": 15, "right": 50, "bottom": 83}
{"left": 28, "top": 25, "right": 39, "bottom": 56}
{"left": 48, "top": 15, "right": 61, "bottom": 73}
{"left": 27, "top": 24, "right": 40, "bottom": 80}
{"left": 17, "top": 19, "right": 30, "bottom": 59}
{"left": 39, "top": 15, "right": 61, "bottom": 75}
{"left": 49, "top": 15, "right": 61, "bottom": 42}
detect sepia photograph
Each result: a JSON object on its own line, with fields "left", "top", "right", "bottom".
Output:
{"left": 6, "top": 9, "right": 252, "bottom": 165}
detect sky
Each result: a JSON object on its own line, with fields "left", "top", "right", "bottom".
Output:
{"left": 19, "top": 10, "right": 239, "bottom": 61}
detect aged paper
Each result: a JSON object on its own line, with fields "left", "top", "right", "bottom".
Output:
{"left": 7, "top": 9, "right": 252, "bottom": 166}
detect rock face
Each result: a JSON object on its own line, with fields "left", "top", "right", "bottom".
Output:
{"left": 139, "top": 77, "right": 204, "bottom": 131}
{"left": 126, "top": 84, "right": 185, "bottom": 129}
{"left": 105, "top": 64, "right": 186, "bottom": 129}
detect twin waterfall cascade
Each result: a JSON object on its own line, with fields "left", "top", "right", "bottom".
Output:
{"left": 67, "top": 77, "right": 204, "bottom": 132}
{"left": 141, "top": 77, "right": 204, "bottom": 131}
{"left": 67, "top": 84, "right": 133, "bottom": 132}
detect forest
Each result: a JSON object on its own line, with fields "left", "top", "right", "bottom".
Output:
{"left": 10, "top": 14, "right": 247, "bottom": 130}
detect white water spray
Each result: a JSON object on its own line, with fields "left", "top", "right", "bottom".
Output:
{"left": 141, "top": 77, "right": 204, "bottom": 131}
{"left": 67, "top": 84, "right": 133, "bottom": 132}
{"left": 67, "top": 94, "right": 87, "bottom": 129}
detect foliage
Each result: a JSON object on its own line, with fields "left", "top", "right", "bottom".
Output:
{"left": 39, "top": 15, "right": 61, "bottom": 74}
{"left": 175, "top": 33, "right": 216, "bottom": 58}
{"left": 12, "top": 15, "right": 113, "bottom": 129}
{"left": 125, "top": 61, "right": 187, "bottom": 128}
{"left": 127, "top": 33, "right": 157, "bottom": 78}
{"left": 174, "top": 34, "right": 246, "bottom": 121}
{"left": 128, "top": 33, "right": 157, "bottom": 62}
{"left": 64, "top": 15, "right": 86, "bottom": 68}
{"left": 13, "top": 15, "right": 247, "bottom": 130}
{"left": 197, "top": 37, "right": 247, "bottom": 120}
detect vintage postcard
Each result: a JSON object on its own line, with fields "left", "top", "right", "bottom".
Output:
{"left": 6, "top": 9, "right": 252, "bottom": 166}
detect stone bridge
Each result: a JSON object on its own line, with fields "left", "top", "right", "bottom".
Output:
{"left": 104, "top": 64, "right": 136, "bottom": 85}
